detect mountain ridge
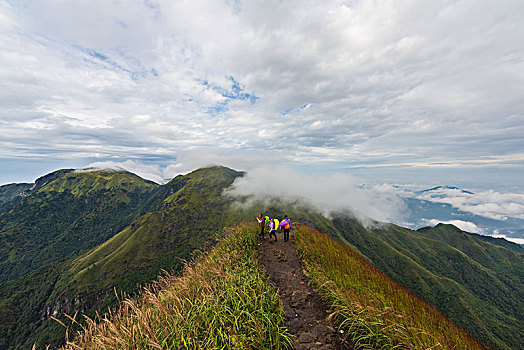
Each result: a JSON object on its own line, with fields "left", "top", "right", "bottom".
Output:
{"left": 0, "top": 169, "right": 160, "bottom": 283}
{"left": 0, "top": 166, "right": 244, "bottom": 348}
{"left": 0, "top": 166, "right": 521, "bottom": 349}
{"left": 419, "top": 185, "right": 475, "bottom": 195}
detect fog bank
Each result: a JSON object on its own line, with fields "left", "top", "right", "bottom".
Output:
{"left": 226, "top": 166, "right": 404, "bottom": 223}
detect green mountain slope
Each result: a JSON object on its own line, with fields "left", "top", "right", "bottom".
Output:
{"left": 0, "top": 169, "right": 159, "bottom": 283}
{"left": 330, "top": 216, "right": 523, "bottom": 350}
{"left": 0, "top": 166, "right": 243, "bottom": 349}
{"left": 464, "top": 231, "right": 524, "bottom": 254}
{"left": 0, "top": 259, "right": 73, "bottom": 349}
{"left": 0, "top": 166, "right": 521, "bottom": 349}
{"left": 0, "top": 183, "right": 32, "bottom": 213}
{"left": 65, "top": 166, "right": 243, "bottom": 295}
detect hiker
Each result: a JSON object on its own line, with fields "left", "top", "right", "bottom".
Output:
{"left": 256, "top": 213, "right": 265, "bottom": 237}
{"left": 264, "top": 215, "right": 270, "bottom": 228}
{"left": 279, "top": 215, "right": 291, "bottom": 242}
{"left": 268, "top": 217, "right": 279, "bottom": 241}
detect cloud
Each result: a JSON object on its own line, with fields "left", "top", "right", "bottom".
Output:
{"left": 82, "top": 159, "right": 404, "bottom": 224}
{"left": 416, "top": 187, "right": 524, "bottom": 220}
{"left": 83, "top": 150, "right": 265, "bottom": 184}
{"left": 85, "top": 160, "right": 168, "bottom": 184}
{"left": 424, "top": 219, "right": 483, "bottom": 234}
{"left": 1, "top": 1, "right": 523, "bottom": 188}
{"left": 226, "top": 165, "right": 404, "bottom": 223}
{"left": 493, "top": 235, "right": 524, "bottom": 245}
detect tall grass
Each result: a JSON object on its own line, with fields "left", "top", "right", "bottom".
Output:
{"left": 294, "top": 224, "right": 487, "bottom": 350}
{"left": 60, "top": 222, "right": 292, "bottom": 349}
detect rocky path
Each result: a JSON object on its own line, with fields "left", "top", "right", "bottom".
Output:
{"left": 258, "top": 230, "right": 350, "bottom": 350}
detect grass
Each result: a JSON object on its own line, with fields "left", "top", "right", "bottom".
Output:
{"left": 59, "top": 222, "right": 292, "bottom": 349}
{"left": 331, "top": 217, "right": 523, "bottom": 349}
{"left": 294, "top": 223, "right": 488, "bottom": 350}
{"left": 39, "top": 170, "right": 158, "bottom": 198}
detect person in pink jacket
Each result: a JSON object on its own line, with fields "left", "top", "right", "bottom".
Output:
{"left": 256, "top": 213, "right": 266, "bottom": 237}
{"left": 279, "top": 215, "right": 291, "bottom": 242}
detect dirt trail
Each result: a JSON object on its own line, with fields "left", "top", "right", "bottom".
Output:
{"left": 258, "top": 230, "right": 350, "bottom": 350}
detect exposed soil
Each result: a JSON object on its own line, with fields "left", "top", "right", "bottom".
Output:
{"left": 258, "top": 230, "right": 350, "bottom": 350}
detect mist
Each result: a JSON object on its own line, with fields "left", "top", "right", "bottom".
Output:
{"left": 225, "top": 166, "right": 404, "bottom": 224}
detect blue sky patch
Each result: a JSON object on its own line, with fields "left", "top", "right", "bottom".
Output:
{"left": 207, "top": 101, "right": 229, "bottom": 116}
{"left": 77, "top": 46, "right": 160, "bottom": 81}
{"left": 201, "top": 76, "right": 259, "bottom": 116}
{"left": 281, "top": 103, "right": 311, "bottom": 115}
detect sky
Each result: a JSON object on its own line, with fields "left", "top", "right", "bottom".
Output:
{"left": 1, "top": 1, "right": 523, "bottom": 193}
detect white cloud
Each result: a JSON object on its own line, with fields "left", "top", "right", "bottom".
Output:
{"left": 416, "top": 187, "right": 524, "bottom": 220}
{"left": 493, "top": 235, "right": 524, "bottom": 245}
{"left": 226, "top": 165, "right": 404, "bottom": 223}
{"left": 1, "top": 0, "right": 523, "bottom": 188}
{"left": 83, "top": 151, "right": 264, "bottom": 184}
{"left": 424, "top": 219, "right": 483, "bottom": 234}
{"left": 85, "top": 160, "right": 168, "bottom": 184}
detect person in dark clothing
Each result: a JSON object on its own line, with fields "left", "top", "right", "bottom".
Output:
{"left": 279, "top": 215, "right": 291, "bottom": 242}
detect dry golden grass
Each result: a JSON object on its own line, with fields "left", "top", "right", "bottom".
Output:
{"left": 294, "top": 223, "right": 488, "bottom": 350}
{"left": 59, "top": 222, "right": 291, "bottom": 349}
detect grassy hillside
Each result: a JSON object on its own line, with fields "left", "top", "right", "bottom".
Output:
{"left": 0, "top": 259, "right": 73, "bottom": 349}
{"left": 461, "top": 231, "right": 524, "bottom": 254}
{"left": 0, "top": 166, "right": 244, "bottom": 349}
{"left": 331, "top": 216, "right": 523, "bottom": 349}
{"left": 295, "top": 223, "right": 486, "bottom": 349}
{"left": 0, "top": 183, "right": 32, "bottom": 213}
{"left": 202, "top": 193, "right": 523, "bottom": 349}
{"left": 0, "top": 169, "right": 159, "bottom": 283}
{"left": 60, "top": 222, "right": 291, "bottom": 349}
{"left": 1, "top": 166, "right": 521, "bottom": 349}
{"left": 60, "top": 222, "right": 489, "bottom": 350}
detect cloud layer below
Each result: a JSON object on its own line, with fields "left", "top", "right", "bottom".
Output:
{"left": 415, "top": 186, "right": 524, "bottom": 221}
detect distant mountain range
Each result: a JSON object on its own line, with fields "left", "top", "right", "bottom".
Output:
{"left": 396, "top": 185, "right": 524, "bottom": 245}
{"left": 0, "top": 167, "right": 522, "bottom": 349}
{"left": 419, "top": 185, "right": 475, "bottom": 195}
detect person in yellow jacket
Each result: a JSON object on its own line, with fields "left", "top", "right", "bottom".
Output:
{"left": 268, "top": 217, "right": 279, "bottom": 241}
